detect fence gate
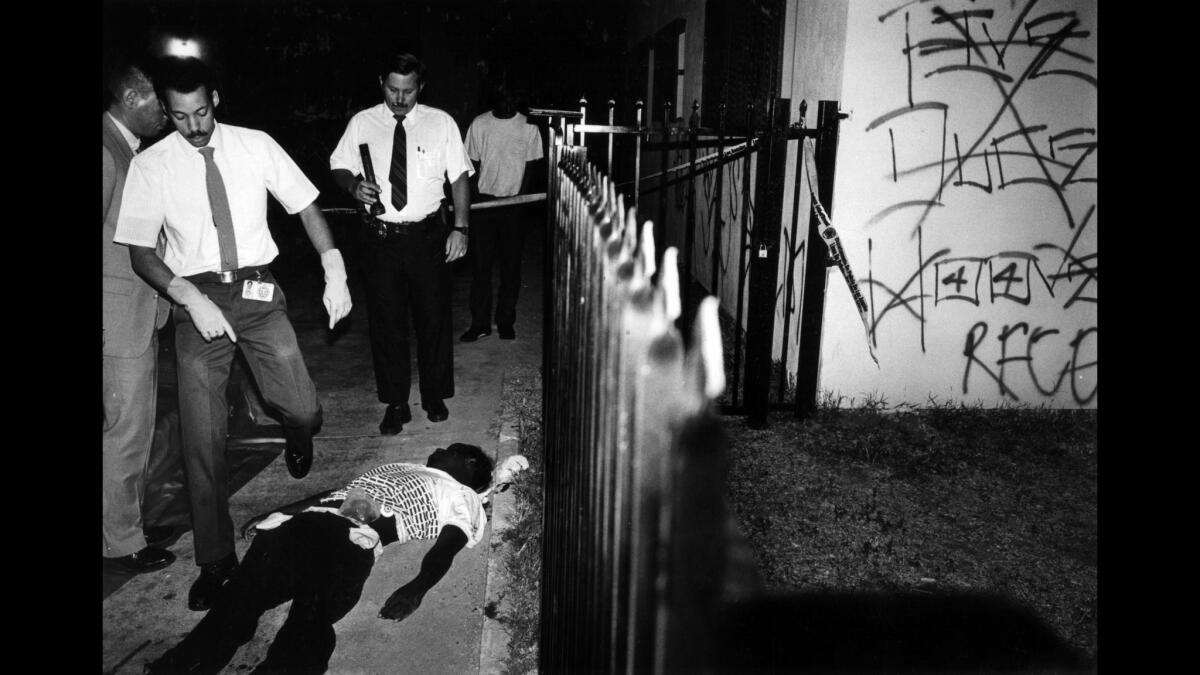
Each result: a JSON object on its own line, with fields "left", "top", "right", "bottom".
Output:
{"left": 621, "top": 98, "right": 846, "bottom": 426}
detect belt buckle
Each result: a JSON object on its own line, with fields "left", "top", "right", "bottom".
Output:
{"left": 372, "top": 221, "right": 388, "bottom": 241}
{"left": 218, "top": 270, "right": 236, "bottom": 284}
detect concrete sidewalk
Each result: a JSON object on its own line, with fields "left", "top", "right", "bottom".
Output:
{"left": 102, "top": 213, "right": 544, "bottom": 675}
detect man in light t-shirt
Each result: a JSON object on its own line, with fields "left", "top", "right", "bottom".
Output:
{"left": 460, "top": 80, "right": 544, "bottom": 343}
{"left": 144, "top": 443, "right": 522, "bottom": 674}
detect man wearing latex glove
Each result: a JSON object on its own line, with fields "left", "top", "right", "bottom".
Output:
{"left": 113, "top": 56, "right": 351, "bottom": 613}
{"left": 144, "top": 443, "right": 516, "bottom": 675}
{"left": 330, "top": 52, "right": 472, "bottom": 436}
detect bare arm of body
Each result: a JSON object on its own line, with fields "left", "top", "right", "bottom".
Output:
{"left": 379, "top": 525, "right": 468, "bottom": 621}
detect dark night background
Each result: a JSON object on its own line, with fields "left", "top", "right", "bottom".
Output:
{"left": 102, "top": 0, "right": 632, "bottom": 208}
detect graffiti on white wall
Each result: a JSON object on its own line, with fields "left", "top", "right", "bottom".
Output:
{"left": 823, "top": 0, "right": 1096, "bottom": 407}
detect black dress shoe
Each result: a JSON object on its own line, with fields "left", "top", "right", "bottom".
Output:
{"left": 284, "top": 434, "right": 313, "bottom": 479}
{"left": 379, "top": 403, "right": 412, "bottom": 435}
{"left": 188, "top": 553, "right": 238, "bottom": 611}
{"left": 143, "top": 525, "right": 175, "bottom": 548}
{"left": 423, "top": 399, "right": 449, "bottom": 423}
{"left": 497, "top": 325, "right": 516, "bottom": 340}
{"left": 106, "top": 547, "right": 176, "bottom": 574}
{"left": 460, "top": 326, "right": 491, "bottom": 342}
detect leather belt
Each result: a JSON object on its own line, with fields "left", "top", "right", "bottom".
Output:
{"left": 367, "top": 214, "right": 438, "bottom": 240}
{"left": 185, "top": 265, "right": 270, "bottom": 284}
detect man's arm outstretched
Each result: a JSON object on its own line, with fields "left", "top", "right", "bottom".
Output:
{"left": 379, "top": 525, "right": 468, "bottom": 621}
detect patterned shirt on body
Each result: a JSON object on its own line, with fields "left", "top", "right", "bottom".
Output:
{"left": 324, "top": 463, "right": 487, "bottom": 548}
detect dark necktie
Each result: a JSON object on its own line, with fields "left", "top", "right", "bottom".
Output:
{"left": 388, "top": 114, "right": 407, "bottom": 211}
{"left": 199, "top": 146, "right": 239, "bottom": 272}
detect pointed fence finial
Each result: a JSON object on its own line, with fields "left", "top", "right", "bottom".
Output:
{"left": 639, "top": 218, "right": 656, "bottom": 280}
{"left": 661, "top": 247, "right": 681, "bottom": 322}
{"left": 695, "top": 296, "right": 726, "bottom": 399}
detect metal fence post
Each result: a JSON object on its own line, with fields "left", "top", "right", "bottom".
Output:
{"left": 778, "top": 100, "right": 809, "bottom": 405}
{"left": 657, "top": 99, "right": 672, "bottom": 267}
{"left": 683, "top": 99, "right": 699, "bottom": 328}
{"left": 744, "top": 97, "right": 791, "bottom": 429}
{"left": 710, "top": 103, "right": 727, "bottom": 300}
{"left": 795, "top": 100, "right": 844, "bottom": 419}
{"left": 730, "top": 103, "right": 754, "bottom": 410}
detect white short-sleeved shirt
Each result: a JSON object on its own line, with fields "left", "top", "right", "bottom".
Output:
{"left": 329, "top": 103, "right": 474, "bottom": 223}
{"left": 465, "top": 111, "right": 544, "bottom": 198}
{"left": 324, "top": 463, "right": 488, "bottom": 548}
{"left": 113, "top": 123, "right": 320, "bottom": 277}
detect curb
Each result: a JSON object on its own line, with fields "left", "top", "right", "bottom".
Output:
{"left": 478, "top": 406, "right": 523, "bottom": 674}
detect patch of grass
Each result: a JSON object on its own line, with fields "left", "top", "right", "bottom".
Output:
{"left": 489, "top": 356, "right": 1097, "bottom": 668}
{"left": 493, "top": 365, "right": 544, "bottom": 675}
{"left": 723, "top": 396, "right": 1097, "bottom": 663}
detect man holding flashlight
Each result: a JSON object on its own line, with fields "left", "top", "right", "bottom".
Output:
{"left": 329, "top": 52, "right": 472, "bottom": 436}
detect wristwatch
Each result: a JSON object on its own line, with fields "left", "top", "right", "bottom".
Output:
{"left": 453, "top": 226, "right": 469, "bottom": 235}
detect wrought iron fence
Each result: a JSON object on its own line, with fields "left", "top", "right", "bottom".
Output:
{"left": 537, "top": 114, "right": 1090, "bottom": 675}
{"left": 540, "top": 142, "right": 730, "bottom": 673}
{"left": 547, "top": 97, "right": 848, "bottom": 427}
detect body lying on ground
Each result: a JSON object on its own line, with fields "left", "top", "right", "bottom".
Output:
{"left": 145, "top": 444, "right": 528, "bottom": 674}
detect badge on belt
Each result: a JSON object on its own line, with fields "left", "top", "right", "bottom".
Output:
{"left": 243, "top": 279, "right": 275, "bottom": 301}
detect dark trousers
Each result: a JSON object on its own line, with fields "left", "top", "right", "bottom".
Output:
{"left": 360, "top": 221, "right": 454, "bottom": 406}
{"left": 467, "top": 198, "right": 528, "bottom": 331}
{"left": 149, "top": 512, "right": 375, "bottom": 674}
{"left": 174, "top": 271, "right": 322, "bottom": 565}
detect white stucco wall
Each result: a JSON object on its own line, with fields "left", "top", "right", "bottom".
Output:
{"left": 820, "top": 0, "right": 1098, "bottom": 407}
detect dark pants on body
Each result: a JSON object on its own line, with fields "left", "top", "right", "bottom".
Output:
{"left": 174, "top": 269, "right": 322, "bottom": 565}
{"left": 467, "top": 197, "right": 527, "bottom": 331}
{"left": 148, "top": 511, "right": 375, "bottom": 674}
{"left": 360, "top": 218, "right": 455, "bottom": 406}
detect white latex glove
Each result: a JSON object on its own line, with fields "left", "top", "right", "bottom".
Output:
{"left": 320, "top": 249, "right": 352, "bottom": 329}
{"left": 168, "top": 276, "right": 237, "bottom": 342}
